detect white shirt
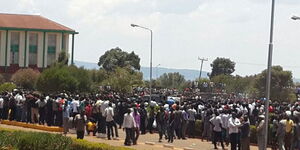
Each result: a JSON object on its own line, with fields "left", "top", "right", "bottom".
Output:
{"left": 101, "top": 100, "right": 109, "bottom": 117}
{"left": 123, "top": 113, "right": 136, "bottom": 128}
{"left": 210, "top": 115, "right": 223, "bottom": 132}
{"left": 228, "top": 117, "right": 241, "bottom": 134}
{"left": 104, "top": 107, "right": 114, "bottom": 122}
{"left": 221, "top": 113, "right": 230, "bottom": 129}
{"left": 0, "top": 98, "right": 3, "bottom": 109}
{"left": 71, "top": 100, "right": 80, "bottom": 113}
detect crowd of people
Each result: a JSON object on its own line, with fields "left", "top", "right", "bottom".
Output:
{"left": 0, "top": 89, "right": 300, "bottom": 150}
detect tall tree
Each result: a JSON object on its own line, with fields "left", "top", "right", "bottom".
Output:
{"left": 98, "top": 47, "right": 141, "bottom": 72}
{"left": 157, "top": 72, "right": 186, "bottom": 89}
{"left": 210, "top": 57, "right": 235, "bottom": 79}
{"left": 11, "top": 68, "right": 40, "bottom": 90}
{"left": 254, "top": 66, "right": 295, "bottom": 102}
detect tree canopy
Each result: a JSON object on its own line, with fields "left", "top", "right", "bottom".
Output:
{"left": 157, "top": 72, "right": 186, "bottom": 89}
{"left": 11, "top": 68, "right": 40, "bottom": 90}
{"left": 98, "top": 47, "right": 141, "bottom": 72}
{"left": 210, "top": 57, "right": 235, "bottom": 79}
{"left": 254, "top": 65, "right": 295, "bottom": 102}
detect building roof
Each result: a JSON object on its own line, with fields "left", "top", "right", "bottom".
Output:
{"left": 0, "top": 13, "right": 77, "bottom": 34}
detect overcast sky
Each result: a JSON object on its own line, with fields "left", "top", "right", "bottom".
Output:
{"left": 3, "top": 0, "right": 300, "bottom": 78}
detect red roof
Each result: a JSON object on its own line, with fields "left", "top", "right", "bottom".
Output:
{"left": 0, "top": 13, "right": 76, "bottom": 33}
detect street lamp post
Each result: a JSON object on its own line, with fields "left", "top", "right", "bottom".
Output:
{"left": 264, "top": 0, "right": 276, "bottom": 149}
{"left": 156, "top": 64, "right": 161, "bottom": 79}
{"left": 131, "top": 24, "right": 153, "bottom": 102}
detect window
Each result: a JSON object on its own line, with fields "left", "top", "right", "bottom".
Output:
{"left": 47, "top": 34, "right": 56, "bottom": 66}
{"left": 29, "top": 33, "right": 38, "bottom": 65}
{"left": 10, "top": 32, "right": 20, "bottom": 65}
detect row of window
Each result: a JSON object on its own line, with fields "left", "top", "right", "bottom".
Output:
{"left": 0, "top": 31, "right": 59, "bottom": 66}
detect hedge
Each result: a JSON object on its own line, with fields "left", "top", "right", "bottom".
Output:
{"left": 0, "top": 129, "right": 132, "bottom": 150}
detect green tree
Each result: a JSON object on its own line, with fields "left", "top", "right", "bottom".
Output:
{"left": 254, "top": 66, "right": 295, "bottom": 102}
{"left": 210, "top": 57, "right": 235, "bottom": 79}
{"left": 98, "top": 47, "right": 141, "bottom": 72}
{"left": 157, "top": 72, "right": 186, "bottom": 89}
{"left": 0, "top": 82, "right": 17, "bottom": 93}
{"left": 58, "top": 51, "right": 68, "bottom": 65}
{"left": 102, "top": 67, "right": 143, "bottom": 93}
{"left": 11, "top": 68, "right": 40, "bottom": 90}
{"left": 36, "top": 65, "right": 91, "bottom": 93}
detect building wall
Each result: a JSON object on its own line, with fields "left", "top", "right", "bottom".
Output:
{"left": 0, "top": 30, "right": 6, "bottom": 66}
{"left": 0, "top": 30, "right": 70, "bottom": 69}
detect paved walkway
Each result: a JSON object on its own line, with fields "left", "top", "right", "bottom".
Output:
{"left": 0, "top": 123, "right": 263, "bottom": 150}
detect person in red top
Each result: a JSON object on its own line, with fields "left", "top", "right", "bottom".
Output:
{"left": 85, "top": 103, "right": 92, "bottom": 120}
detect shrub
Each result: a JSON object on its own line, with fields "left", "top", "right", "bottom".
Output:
{"left": 11, "top": 68, "right": 40, "bottom": 90}
{"left": 0, "top": 82, "right": 17, "bottom": 93}
{"left": 0, "top": 129, "right": 133, "bottom": 150}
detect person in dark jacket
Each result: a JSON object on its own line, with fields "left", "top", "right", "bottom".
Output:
{"left": 240, "top": 116, "right": 250, "bottom": 150}
{"left": 157, "top": 106, "right": 167, "bottom": 142}
{"left": 174, "top": 106, "right": 183, "bottom": 139}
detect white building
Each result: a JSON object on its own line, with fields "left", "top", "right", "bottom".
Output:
{"left": 0, "top": 13, "right": 78, "bottom": 73}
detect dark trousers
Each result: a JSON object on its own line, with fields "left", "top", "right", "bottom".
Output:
{"left": 175, "top": 127, "right": 182, "bottom": 139}
{"left": 15, "top": 106, "right": 22, "bottom": 121}
{"left": 47, "top": 110, "right": 53, "bottom": 126}
{"left": 158, "top": 124, "right": 166, "bottom": 140}
{"left": 124, "top": 128, "right": 134, "bottom": 145}
{"left": 148, "top": 118, "right": 154, "bottom": 133}
{"left": 76, "top": 130, "right": 84, "bottom": 139}
{"left": 99, "top": 116, "right": 106, "bottom": 134}
{"left": 0, "top": 108, "right": 3, "bottom": 119}
{"left": 168, "top": 126, "right": 175, "bottom": 143}
{"left": 56, "top": 111, "right": 63, "bottom": 127}
{"left": 39, "top": 107, "right": 45, "bottom": 125}
{"left": 140, "top": 118, "right": 146, "bottom": 134}
{"left": 134, "top": 128, "right": 139, "bottom": 144}
{"left": 230, "top": 133, "right": 239, "bottom": 150}
{"left": 2, "top": 108, "right": 9, "bottom": 120}
{"left": 106, "top": 121, "right": 114, "bottom": 139}
{"left": 113, "top": 121, "right": 119, "bottom": 137}
{"left": 9, "top": 107, "right": 16, "bottom": 121}
{"left": 187, "top": 120, "right": 195, "bottom": 138}
{"left": 213, "top": 131, "right": 224, "bottom": 149}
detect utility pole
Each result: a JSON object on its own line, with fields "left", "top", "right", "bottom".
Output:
{"left": 198, "top": 57, "right": 208, "bottom": 80}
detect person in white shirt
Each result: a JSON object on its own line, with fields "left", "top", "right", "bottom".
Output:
{"left": 228, "top": 112, "right": 241, "bottom": 150}
{"left": 0, "top": 96, "right": 3, "bottom": 120}
{"left": 104, "top": 103, "right": 114, "bottom": 140}
{"left": 70, "top": 98, "right": 80, "bottom": 117}
{"left": 123, "top": 108, "right": 136, "bottom": 146}
{"left": 210, "top": 112, "right": 225, "bottom": 150}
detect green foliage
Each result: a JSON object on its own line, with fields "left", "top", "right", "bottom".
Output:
{"left": 98, "top": 47, "right": 141, "bottom": 72}
{"left": 36, "top": 65, "right": 91, "bottom": 93}
{"left": 210, "top": 57, "right": 235, "bottom": 79}
{"left": 57, "top": 51, "right": 69, "bottom": 65}
{"left": 0, "top": 130, "right": 72, "bottom": 150}
{"left": 101, "top": 67, "right": 143, "bottom": 93}
{"left": 70, "top": 139, "right": 133, "bottom": 150}
{"left": 254, "top": 66, "right": 295, "bottom": 102}
{"left": 156, "top": 72, "right": 186, "bottom": 89}
{"left": 11, "top": 68, "right": 40, "bottom": 90}
{"left": 0, "top": 129, "right": 133, "bottom": 150}
{"left": 0, "top": 83, "right": 17, "bottom": 93}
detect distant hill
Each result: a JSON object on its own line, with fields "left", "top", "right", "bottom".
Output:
{"left": 75, "top": 60, "right": 209, "bottom": 80}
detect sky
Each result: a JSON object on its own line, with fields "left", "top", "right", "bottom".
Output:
{"left": 2, "top": 0, "right": 300, "bottom": 78}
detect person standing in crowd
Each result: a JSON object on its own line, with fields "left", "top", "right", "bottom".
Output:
{"left": 133, "top": 108, "right": 140, "bottom": 145}
{"left": 221, "top": 110, "right": 230, "bottom": 146}
{"left": 104, "top": 102, "right": 115, "bottom": 140}
{"left": 57, "top": 96, "right": 65, "bottom": 127}
{"left": 174, "top": 106, "right": 183, "bottom": 139}
{"left": 8, "top": 94, "right": 16, "bottom": 121}
{"left": 294, "top": 117, "right": 300, "bottom": 150}
{"left": 181, "top": 107, "right": 189, "bottom": 140}
{"left": 210, "top": 111, "right": 225, "bottom": 150}
{"left": 123, "top": 108, "right": 136, "bottom": 146}
{"left": 168, "top": 109, "right": 175, "bottom": 143}
{"left": 187, "top": 105, "right": 196, "bottom": 138}
{"left": 285, "top": 116, "right": 294, "bottom": 150}
{"left": 30, "top": 95, "right": 38, "bottom": 123}
{"left": 0, "top": 95, "right": 3, "bottom": 120}
{"left": 63, "top": 101, "right": 70, "bottom": 135}
{"left": 256, "top": 115, "right": 265, "bottom": 150}
{"left": 228, "top": 112, "right": 241, "bottom": 150}
{"left": 74, "top": 110, "right": 87, "bottom": 139}
{"left": 36, "top": 96, "right": 47, "bottom": 125}
{"left": 148, "top": 106, "right": 156, "bottom": 134}
{"left": 157, "top": 106, "right": 166, "bottom": 142}
{"left": 46, "top": 96, "right": 54, "bottom": 126}
{"left": 139, "top": 103, "right": 147, "bottom": 134}
{"left": 277, "top": 114, "right": 286, "bottom": 150}
{"left": 2, "top": 92, "right": 9, "bottom": 120}
{"left": 240, "top": 116, "right": 250, "bottom": 150}
{"left": 70, "top": 96, "right": 80, "bottom": 117}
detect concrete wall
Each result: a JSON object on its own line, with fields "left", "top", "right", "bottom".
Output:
{"left": 0, "top": 30, "right": 70, "bottom": 68}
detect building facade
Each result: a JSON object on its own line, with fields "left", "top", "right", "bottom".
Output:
{"left": 0, "top": 13, "right": 78, "bottom": 73}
